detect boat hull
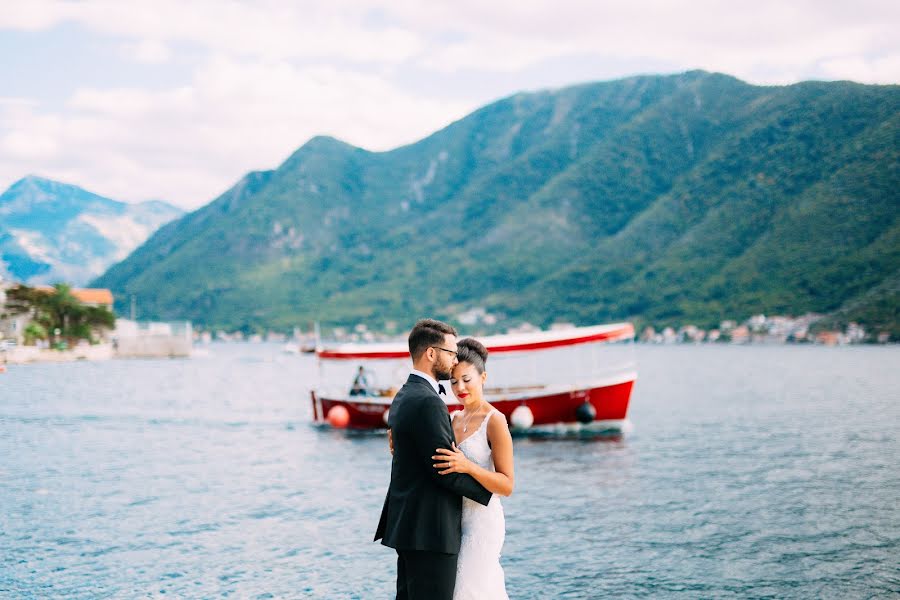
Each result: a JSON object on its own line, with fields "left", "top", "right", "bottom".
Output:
{"left": 311, "top": 376, "right": 635, "bottom": 431}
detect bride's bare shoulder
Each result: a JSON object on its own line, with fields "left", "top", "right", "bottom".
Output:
{"left": 486, "top": 408, "right": 510, "bottom": 437}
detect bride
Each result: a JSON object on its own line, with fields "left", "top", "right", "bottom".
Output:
{"left": 432, "top": 338, "right": 514, "bottom": 600}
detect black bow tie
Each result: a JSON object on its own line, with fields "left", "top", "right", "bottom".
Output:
{"left": 438, "top": 384, "right": 446, "bottom": 395}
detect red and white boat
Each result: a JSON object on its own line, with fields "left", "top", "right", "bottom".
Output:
{"left": 310, "top": 322, "right": 637, "bottom": 432}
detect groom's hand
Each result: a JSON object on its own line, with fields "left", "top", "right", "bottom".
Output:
{"left": 432, "top": 442, "right": 473, "bottom": 475}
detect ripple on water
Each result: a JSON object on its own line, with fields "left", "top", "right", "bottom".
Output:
{"left": 0, "top": 345, "right": 898, "bottom": 598}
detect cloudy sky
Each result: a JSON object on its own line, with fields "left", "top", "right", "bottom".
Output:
{"left": 2, "top": 0, "right": 898, "bottom": 209}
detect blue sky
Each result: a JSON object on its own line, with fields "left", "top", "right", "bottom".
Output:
{"left": 2, "top": 0, "right": 898, "bottom": 208}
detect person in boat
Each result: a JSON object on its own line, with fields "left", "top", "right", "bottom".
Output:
{"left": 432, "top": 337, "right": 514, "bottom": 600}
{"left": 375, "top": 319, "right": 492, "bottom": 600}
{"left": 349, "top": 365, "right": 373, "bottom": 396}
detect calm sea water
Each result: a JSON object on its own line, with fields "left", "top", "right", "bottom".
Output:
{"left": 1, "top": 344, "right": 898, "bottom": 599}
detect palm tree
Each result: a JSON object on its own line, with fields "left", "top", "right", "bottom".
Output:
{"left": 2, "top": 283, "right": 116, "bottom": 347}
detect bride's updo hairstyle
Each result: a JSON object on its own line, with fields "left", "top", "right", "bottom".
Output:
{"left": 456, "top": 338, "right": 488, "bottom": 374}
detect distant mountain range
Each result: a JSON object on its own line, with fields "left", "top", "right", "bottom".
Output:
{"left": 92, "top": 71, "right": 899, "bottom": 336}
{"left": 0, "top": 176, "right": 183, "bottom": 286}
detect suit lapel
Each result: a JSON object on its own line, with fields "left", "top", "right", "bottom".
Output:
{"left": 407, "top": 373, "right": 438, "bottom": 397}
{"left": 405, "top": 374, "right": 449, "bottom": 422}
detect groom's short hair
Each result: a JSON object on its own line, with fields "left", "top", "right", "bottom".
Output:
{"left": 408, "top": 318, "right": 457, "bottom": 361}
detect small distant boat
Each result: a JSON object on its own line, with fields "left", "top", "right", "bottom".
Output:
{"left": 310, "top": 323, "right": 637, "bottom": 432}
{"left": 282, "top": 341, "right": 318, "bottom": 354}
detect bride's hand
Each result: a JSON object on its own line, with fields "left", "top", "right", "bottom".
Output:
{"left": 432, "top": 442, "right": 472, "bottom": 475}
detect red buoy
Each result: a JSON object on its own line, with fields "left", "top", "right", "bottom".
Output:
{"left": 327, "top": 405, "right": 350, "bottom": 428}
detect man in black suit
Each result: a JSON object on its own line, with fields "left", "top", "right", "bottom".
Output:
{"left": 375, "top": 318, "right": 492, "bottom": 600}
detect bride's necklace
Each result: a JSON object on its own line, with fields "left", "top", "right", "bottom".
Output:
{"left": 461, "top": 403, "right": 487, "bottom": 433}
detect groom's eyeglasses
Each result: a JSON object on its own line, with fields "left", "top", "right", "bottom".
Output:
{"left": 431, "top": 346, "right": 458, "bottom": 358}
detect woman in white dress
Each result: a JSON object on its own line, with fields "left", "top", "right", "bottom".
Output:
{"left": 433, "top": 338, "right": 514, "bottom": 600}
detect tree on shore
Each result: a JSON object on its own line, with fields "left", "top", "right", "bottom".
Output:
{"left": 2, "top": 283, "right": 115, "bottom": 347}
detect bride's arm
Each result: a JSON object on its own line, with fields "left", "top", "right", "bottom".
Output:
{"left": 432, "top": 413, "right": 515, "bottom": 496}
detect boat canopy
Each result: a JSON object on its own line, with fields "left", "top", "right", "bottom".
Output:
{"left": 313, "top": 323, "right": 636, "bottom": 400}
{"left": 317, "top": 323, "right": 634, "bottom": 360}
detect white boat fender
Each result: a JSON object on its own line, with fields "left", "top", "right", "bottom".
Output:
{"left": 575, "top": 401, "right": 596, "bottom": 424}
{"left": 510, "top": 405, "right": 534, "bottom": 429}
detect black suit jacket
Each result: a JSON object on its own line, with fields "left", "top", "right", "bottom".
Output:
{"left": 375, "top": 374, "right": 492, "bottom": 554}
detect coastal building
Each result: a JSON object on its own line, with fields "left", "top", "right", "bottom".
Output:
{"left": 33, "top": 286, "right": 115, "bottom": 310}
{"left": 729, "top": 325, "right": 750, "bottom": 344}
{"left": 456, "top": 307, "right": 499, "bottom": 327}
{"left": 678, "top": 324, "right": 706, "bottom": 343}
{"left": 845, "top": 322, "right": 866, "bottom": 344}
{"left": 0, "top": 278, "right": 31, "bottom": 345}
{"left": 1, "top": 313, "right": 31, "bottom": 346}
{"left": 113, "top": 319, "right": 192, "bottom": 357}
{"left": 661, "top": 326, "right": 677, "bottom": 344}
{"left": 636, "top": 313, "right": 873, "bottom": 345}
{"left": 815, "top": 331, "right": 841, "bottom": 346}
{"left": 748, "top": 314, "right": 767, "bottom": 332}
{"left": 719, "top": 320, "right": 737, "bottom": 333}
{"left": 507, "top": 322, "right": 541, "bottom": 334}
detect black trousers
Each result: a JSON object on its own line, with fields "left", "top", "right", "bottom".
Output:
{"left": 396, "top": 549, "right": 458, "bottom": 600}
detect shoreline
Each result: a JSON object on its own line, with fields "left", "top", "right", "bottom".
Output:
{"left": 4, "top": 340, "right": 897, "bottom": 368}
{"left": 3, "top": 343, "right": 114, "bottom": 364}
{"left": 2, "top": 341, "right": 192, "bottom": 365}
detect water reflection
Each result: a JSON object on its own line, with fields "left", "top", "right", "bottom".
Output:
{"left": 512, "top": 430, "right": 624, "bottom": 443}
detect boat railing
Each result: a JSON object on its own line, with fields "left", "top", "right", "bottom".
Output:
{"left": 484, "top": 384, "right": 548, "bottom": 395}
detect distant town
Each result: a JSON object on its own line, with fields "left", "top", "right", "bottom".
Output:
{"left": 1, "top": 279, "right": 892, "bottom": 365}
{"left": 203, "top": 311, "right": 889, "bottom": 347}
{"left": 637, "top": 314, "right": 879, "bottom": 345}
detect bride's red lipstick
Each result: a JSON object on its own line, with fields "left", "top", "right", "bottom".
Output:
{"left": 457, "top": 392, "right": 469, "bottom": 399}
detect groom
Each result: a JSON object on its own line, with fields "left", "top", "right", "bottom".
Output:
{"left": 375, "top": 318, "right": 492, "bottom": 600}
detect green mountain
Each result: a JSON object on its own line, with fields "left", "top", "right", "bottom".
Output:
{"left": 92, "top": 71, "right": 900, "bottom": 337}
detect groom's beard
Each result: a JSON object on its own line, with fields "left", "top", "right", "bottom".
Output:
{"left": 433, "top": 364, "right": 452, "bottom": 381}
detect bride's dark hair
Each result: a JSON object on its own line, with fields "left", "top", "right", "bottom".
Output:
{"left": 456, "top": 338, "right": 488, "bottom": 374}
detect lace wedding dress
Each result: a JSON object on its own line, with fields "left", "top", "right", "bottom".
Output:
{"left": 453, "top": 409, "right": 509, "bottom": 600}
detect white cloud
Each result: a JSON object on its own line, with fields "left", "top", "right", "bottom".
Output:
{"left": 819, "top": 54, "right": 900, "bottom": 84}
{"left": 0, "top": 0, "right": 898, "bottom": 209}
{"left": 125, "top": 39, "right": 172, "bottom": 64}
{"left": 0, "top": 102, "right": 62, "bottom": 160}
{"left": 70, "top": 86, "right": 193, "bottom": 118}
{"left": 1, "top": 0, "right": 425, "bottom": 64}
{"left": 421, "top": 35, "right": 575, "bottom": 73}
{"left": 0, "top": 0, "right": 69, "bottom": 30}
{"left": 0, "top": 130, "right": 61, "bottom": 160}
{"left": 4, "top": 0, "right": 899, "bottom": 84}
{"left": 395, "top": 0, "right": 900, "bottom": 84}
{"left": 0, "top": 55, "right": 473, "bottom": 208}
